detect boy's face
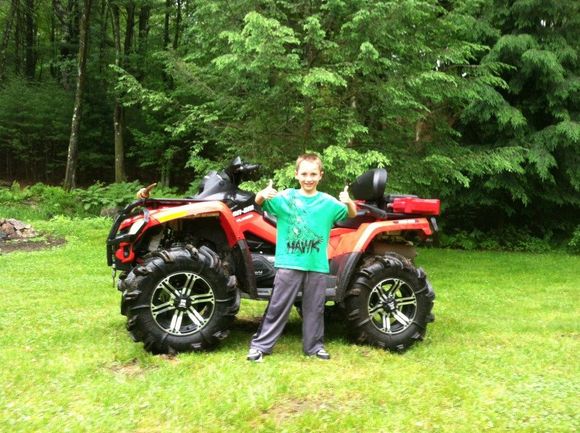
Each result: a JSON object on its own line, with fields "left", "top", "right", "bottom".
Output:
{"left": 295, "top": 160, "right": 322, "bottom": 195}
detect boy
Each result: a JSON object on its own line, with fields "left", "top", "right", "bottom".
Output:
{"left": 247, "top": 153, "right": 357, "bottom": 362}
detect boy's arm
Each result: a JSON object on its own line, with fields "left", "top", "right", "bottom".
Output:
{"left": 339, "top": 186, "right": 357, "bottom": 218}
{"left": 255, "top": 179, "right": 278, "bottom": 205}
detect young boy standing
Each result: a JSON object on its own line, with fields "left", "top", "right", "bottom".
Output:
{"left": 247, "top": 154, "right": 357, "bottom": 362}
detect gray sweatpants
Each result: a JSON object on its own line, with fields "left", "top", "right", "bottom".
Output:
{"left": 250, "top": 268, "right": 327, "bottom": 355}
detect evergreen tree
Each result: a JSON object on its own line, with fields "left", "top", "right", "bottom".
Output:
{"left": 449, "top": 0, "right": 580, "bottom": 244}
{"left": 120, "top": 0, "right": 501, "bottom": 185}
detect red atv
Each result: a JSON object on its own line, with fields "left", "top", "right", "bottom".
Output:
{"left": 107, "top": 157, "right": 439, "bottom": 354}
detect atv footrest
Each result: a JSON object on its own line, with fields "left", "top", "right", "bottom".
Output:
{"left": 254, "top": 287, "right": 337, "bottom": 300}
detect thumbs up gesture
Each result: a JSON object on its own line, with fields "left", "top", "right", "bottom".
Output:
{"left": 339, "top": 185, "right": 351, "bottom": 203}
{"left": 340, "top": 184, "right": 357, "bottom": 217}
{"left": 256, "top": 179, "right": 278, "bottom": 205}
{"left": 136, "top": 183, "right": 157, "bottom": 199}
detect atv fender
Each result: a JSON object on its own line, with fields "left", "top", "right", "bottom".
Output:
{"left": 150, "top": 201, "right": 258, "bottom": 296}
{"left": 149, "top": 201, "right": 245, "bottom": 246}
{"left": 110, "top": 201, "right": 257, "bottom": 296}
{"left": 329, "top": 218, "right": 433, "bottom": 303}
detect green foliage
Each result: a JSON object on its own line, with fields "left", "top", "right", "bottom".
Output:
{"left": 240, "top": 146, "right": 390, "bottom": 195}
{"left": 446, "top": 0, "right": 580, "bottom": 245}
{"left": 26, "top": 184, "right": 83, "bottom": 215}
{"left": 439, "top": 227, "right": 555, "bottom": 253}
{"left": 316, "top": 145, "right": 390, "bottom": 194}
{"left": 75, "top": 181, "right": 179, "bottom": 213}
{"left": 0, "top": 183, "right": 87, "bottom": 219}
{"left": 109, "top": 64, "right": 195, "bottom": 188}
{"left": 0, "top": 182, "right": 31, "bottom": 202}
{"left": 0, "top": 182, "right": 179, "bottom": 219}
{"left": 130, "top": 0, "right": 505, "bottom": 182}
{"left": 74, "top": 182, "right": 138, "bottom": 213}
{"left": 0, "top": 78, "right": 73, "bottom": 182}
{"left": 110, "top": 65, "right": 172, "bottom": 113}
{"left": 568, "top": 226, "right": 580, "bottom": 254}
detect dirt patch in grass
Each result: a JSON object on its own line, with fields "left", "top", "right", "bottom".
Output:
{"left": 0, "top": 235, "right": 66, "bottom": 254}
{"left": 232, "top": 316, "right": 263, "bottom": 332}
{"left": 108, "top": 359, "right": 153, "bottom": 378}
{"left": 253, "top": 396, "right": 338, "bottom": 427}
{"left": 107, "top": 355, "right": 179, "bottom": 378}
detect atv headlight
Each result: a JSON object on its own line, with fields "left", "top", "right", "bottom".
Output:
{"left": 128, "top": 219, "right": 145, "bottom": 235}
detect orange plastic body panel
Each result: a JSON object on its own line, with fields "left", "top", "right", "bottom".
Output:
{"left": 116, "top": 201, "right": 245, "bottom": 255}
{"left": 234, "top": 211, "right": 277, "bottom": 244}
{"left": 328, "top": 218, "right": 433, "bottom": 258}
{"left": 148, "top": 201, "right": 245, "bottom": 246}
{"left": 115, "top": 203, "right": 433, "bottom": 265}
{"left": 116, "top": 206, "right": 269, "bottom": 265}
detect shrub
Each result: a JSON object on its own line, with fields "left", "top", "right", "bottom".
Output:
{"left": 74, "top": 182, "right": 140, "bottom": 214}
{"left": 439, "top": 226, "right": 554, "bottom": 253}
{"left": 0, "top": 182, "right": 180, "bottom": 220}
{"left": 29, "top": 184, "right": 87, "bottom": 217}
{"left": 568, "top": 226, "right": 580, "bottom": 254}
{"left": 0, "top": 182, "right": 87, "bottom": 219}
{"left": 74, "top": 182, "right": 180, "bottom": 214}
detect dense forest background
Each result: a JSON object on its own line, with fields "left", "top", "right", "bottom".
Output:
{"left": 0, "top": 0, "right": 578, "bottom": 249}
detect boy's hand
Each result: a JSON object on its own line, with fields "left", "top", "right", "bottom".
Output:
{"left": 339, "top": 185, "right": 352, "bottom": 203}
{"left": 256, "top": 179, "right": 278, "bottom": 205}
{"left": 339, "top": 186, "right": 357, "bottom": 218}
{"left": 136, "top": 183, "right": 157, "bottom": 199}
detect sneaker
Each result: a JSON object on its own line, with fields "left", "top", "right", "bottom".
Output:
{"left": 247, "top": 348, "right": 264, "bottom": 362}
{"left": 314, "top": 348, "right": 330, "bottom": 360}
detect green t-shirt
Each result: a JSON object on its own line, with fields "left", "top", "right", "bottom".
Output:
{"left": 262, "top": 189, "right": 348, "bottom": 273}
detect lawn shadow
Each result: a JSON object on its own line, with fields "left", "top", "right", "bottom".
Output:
{"left": 231, "top": 305, "right": 348, "bottom": 343}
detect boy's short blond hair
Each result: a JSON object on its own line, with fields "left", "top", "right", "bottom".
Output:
{"left": 295, "top": 153, "right": 323, "bottom": 172}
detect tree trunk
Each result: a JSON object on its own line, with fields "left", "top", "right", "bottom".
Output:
{"left": 0, "top": 0, "right": 17, "bottom": 80}
{"left": 173, "top": 0, "right": 181, "bottom": 49}
{"left": 163, "top": 0, "right": 171, "bottom": 48}
{"left": 160, "top": 160, "right": 170, "bottom": 187}
{"left": 124, "top": 1, "right": 135, "bottom": 62}
{"left": 53, "top": 0, "right": 79, "bottom": 90}
{"left": 137, "top": 4, "right": 150, "bottom": 55}
{"left": 63, "top": 0, "right": 93, "bottom": 190}
{"left": 135, "top": 3, "right": 150, "bottom": 80}
{"left": 111, "top": 3, "right": 126, "bottom": 182}
{"left": 97, "top": 0, "right": 109, "bottom": 73}
{"left": 49, "top": 9, "right": 57, "bottom": 78}
{"left": 113, "top": 100, "right": 125, "bottom": 182}
{"left": 14, "top": 0, "right": 22, "bottom": 75}
{"left": 24, "top": 0, "right": 36, "bottom": 79}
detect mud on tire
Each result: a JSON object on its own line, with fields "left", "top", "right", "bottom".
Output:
{"left": 119, "top": 245, "right": 239, "bottom": 354}
{"left": 344, "top": 253, "right": 435, "bottom": 352}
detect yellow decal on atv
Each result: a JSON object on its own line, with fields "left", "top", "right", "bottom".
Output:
{"left": 155, "top": 209, "right": 219, "bottom": 223}
{"left": 156, "top": 209, "right": 190, "bottom": 222}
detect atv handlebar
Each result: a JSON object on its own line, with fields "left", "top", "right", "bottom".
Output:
{"left": 237, "top": 163, "right": 260, "bottom": 173}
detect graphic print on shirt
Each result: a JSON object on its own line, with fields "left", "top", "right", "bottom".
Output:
{"left": 286, "top": 195, "right": 323, "bottom": 256}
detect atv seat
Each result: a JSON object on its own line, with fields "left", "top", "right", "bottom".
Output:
{"left": 334, "top": 212, "right": 375, "bottom": 229}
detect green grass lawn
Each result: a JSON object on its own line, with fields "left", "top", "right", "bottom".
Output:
{"left": 1, "top": 217, "right": 578, "bottom": 433}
